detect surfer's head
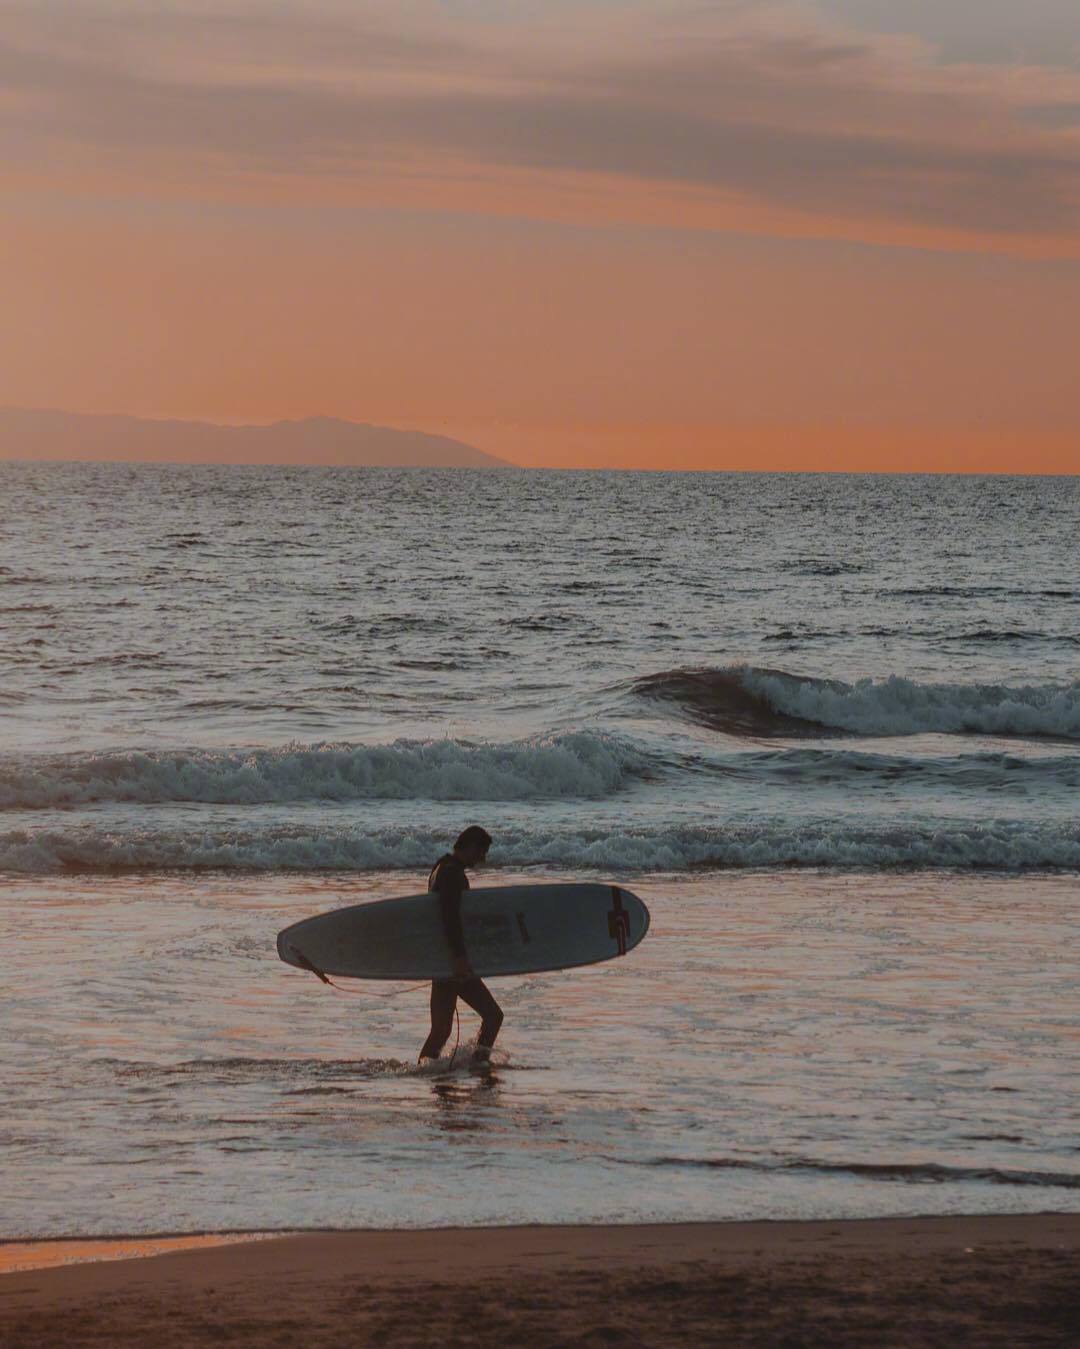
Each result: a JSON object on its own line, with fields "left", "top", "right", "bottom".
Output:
{"left": 454, "top": 825, "right": 492, "bottom": 866}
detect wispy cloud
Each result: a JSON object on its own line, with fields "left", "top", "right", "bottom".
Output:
{"left": 4, "top": 1, "right": 1080, "bottom": 250}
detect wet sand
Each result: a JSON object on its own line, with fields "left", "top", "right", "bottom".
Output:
{"left": 2, "top": 1214, "right": 1078, "bottom": 1346}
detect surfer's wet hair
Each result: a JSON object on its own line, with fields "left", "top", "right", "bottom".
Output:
{"left": 455, "top": 825, "right": 492, "bottom": 853}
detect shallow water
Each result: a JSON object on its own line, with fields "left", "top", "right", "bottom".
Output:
{"left": 5, "top": 870, "right": 1077, "bottom": 1235}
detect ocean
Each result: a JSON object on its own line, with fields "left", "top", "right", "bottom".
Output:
{"left": 2, "top": 461, "right": 1078, "bottom": 1235}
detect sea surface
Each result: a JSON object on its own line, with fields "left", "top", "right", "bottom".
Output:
{"left": 1, "top": 462, "right": 1078, "bottom": 1236}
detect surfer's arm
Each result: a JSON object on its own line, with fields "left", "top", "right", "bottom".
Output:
{"left": 434, "top": 872, "right": 471, "bottom": 976}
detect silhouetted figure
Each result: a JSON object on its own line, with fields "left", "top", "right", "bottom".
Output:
{"left": 419, "top": 826, "right": 503, "bottom": 1066}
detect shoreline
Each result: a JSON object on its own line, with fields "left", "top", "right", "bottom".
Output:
{"left": 4, "top": 1214, "right": 1078, "bottom": 1346}
{"left": 5, "top": 1207, "right": 1079, "bottom": 1259}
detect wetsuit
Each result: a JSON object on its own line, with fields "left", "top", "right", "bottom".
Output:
{"left": 418, "top": 853, "right": 503, "bottom": 1060}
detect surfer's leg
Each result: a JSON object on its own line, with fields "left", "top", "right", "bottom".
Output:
{"left": 458, "top": 978, "right": 503, "bottom": 1052}
{"left": 419, "top": 979, "right": 457, "bottom": 1061}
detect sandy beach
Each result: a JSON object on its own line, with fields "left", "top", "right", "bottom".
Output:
{"left": 3, "top": 1214, "right": 1078, "bottom": 1347}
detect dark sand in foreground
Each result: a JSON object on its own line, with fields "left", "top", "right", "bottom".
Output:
{"left": 3, "top": 1214, "right": 1079, "bottom": 1347}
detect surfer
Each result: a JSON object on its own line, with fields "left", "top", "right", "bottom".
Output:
{"left": 419, "top": 825, "right": 503, "bottom": 1067}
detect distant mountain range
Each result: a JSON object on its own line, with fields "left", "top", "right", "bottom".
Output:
{"left": 0, "top": 408, "right": 510, "bottom": 468}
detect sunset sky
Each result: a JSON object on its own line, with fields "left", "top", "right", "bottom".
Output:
{"left": 3, "top": 0, "right": 1079, "bottom": 471}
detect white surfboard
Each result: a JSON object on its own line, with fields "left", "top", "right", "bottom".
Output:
{"left": 276, "top": 883, "right": 649, "bottom": 981}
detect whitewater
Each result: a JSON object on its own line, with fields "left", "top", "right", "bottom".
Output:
{"left": 1, "top": 462, "right": 1077, "bottom": 1236}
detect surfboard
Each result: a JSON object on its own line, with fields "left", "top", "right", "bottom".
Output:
{"left": 276, "top": 883, "right": 649, "bottom": 981}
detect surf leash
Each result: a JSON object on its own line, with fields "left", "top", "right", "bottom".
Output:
{"left": 288, "top": 945, "right": 429, "bottom": 999}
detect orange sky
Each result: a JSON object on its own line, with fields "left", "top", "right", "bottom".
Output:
{"left": 2, "top": 1, "right": 1079, "bottom": 472}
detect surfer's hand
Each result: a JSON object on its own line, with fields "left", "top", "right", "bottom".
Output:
{"left": 452, "top": 955, "right": 473, "bottom": 980}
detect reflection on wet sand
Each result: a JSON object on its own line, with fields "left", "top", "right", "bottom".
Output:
{"left": 0, "top": 1232, "right": 286, "bottom": 1274}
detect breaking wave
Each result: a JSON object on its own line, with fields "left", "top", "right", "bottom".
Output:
{"left": 0, "top": 732, "right": 649, "bottom": 809}
{"left": 5, "top": 734, "right": 1077, "bottom": 811}
{"left": 3, "top": 818, "right": 1077, "bottom": 874}
{"left": 635, "top": 666, "right": 1080, "bottom": 740}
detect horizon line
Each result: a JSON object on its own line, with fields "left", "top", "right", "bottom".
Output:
{"left": 1, "top": 455, "right": 1075, "bottom": 479}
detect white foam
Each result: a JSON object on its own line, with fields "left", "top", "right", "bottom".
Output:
{"left": 742, "top": 669, "right": 1080, "bottom": 739}
{"left": 2, "top": 818, "right": 1077, "bottom": 874}
{"left": 0, "top": 732, "right": 648, "bottom": 809}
